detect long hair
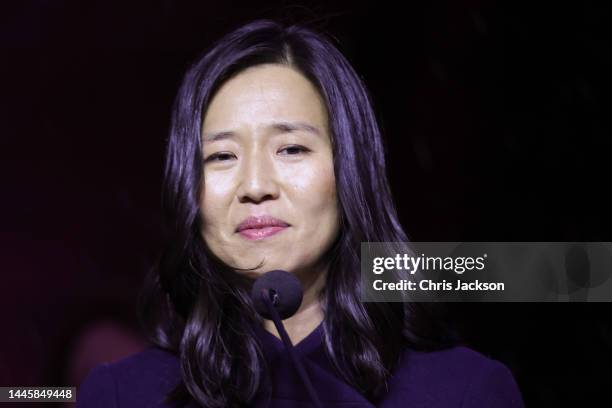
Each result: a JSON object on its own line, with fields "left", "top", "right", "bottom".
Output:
{"left": 138, "top": 18, "right": 460, "bottom": 407}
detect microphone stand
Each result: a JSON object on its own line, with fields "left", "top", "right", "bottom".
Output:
{"left": 260, "top": 288, "right": 324, "bottom": 408}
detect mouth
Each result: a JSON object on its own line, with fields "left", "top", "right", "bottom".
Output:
{"left": 236, "top": 215, "right": 290, "bottom": 241}
{"left": 238, "top": 226, "right": 288, "bottom": 240}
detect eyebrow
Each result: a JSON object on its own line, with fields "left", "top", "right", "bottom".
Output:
{"left": 202, "top": 121, "right": 322, "bottom": 143}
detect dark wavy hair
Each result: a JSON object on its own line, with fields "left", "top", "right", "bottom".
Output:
{"left": 138, "top": 18, "right": 460, "bottom": 408}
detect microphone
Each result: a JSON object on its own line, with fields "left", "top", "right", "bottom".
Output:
{"left": 251, "top": 270, "right": 324, "bottom": 408}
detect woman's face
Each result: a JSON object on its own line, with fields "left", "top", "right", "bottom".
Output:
{"left": 200, "top": 64, "right": 340, "bottom": 279}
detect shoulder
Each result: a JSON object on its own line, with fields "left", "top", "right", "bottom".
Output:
{"left": 76, "top": 347, "right": 182, "bottom": 408}
{"left": 384, "top": 345, "right": 524, "bottom": 408}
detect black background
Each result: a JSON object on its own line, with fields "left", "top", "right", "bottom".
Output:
{"left": 2, "top": 1, "right": 611, "bottom": 406}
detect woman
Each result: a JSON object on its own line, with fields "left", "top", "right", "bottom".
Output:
{"left": 77, "top": 19, "right": 524, "bottom": 407}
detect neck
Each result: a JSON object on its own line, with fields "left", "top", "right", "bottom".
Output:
{"left": 263, "top": 265, "right": 327, "bottom": 345}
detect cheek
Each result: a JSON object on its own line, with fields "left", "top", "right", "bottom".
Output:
{"left": 200, "top": 172, "right": 235, "bottom": 226}
{"left": 291, "top": 160, "right": 337, "bottom": 217}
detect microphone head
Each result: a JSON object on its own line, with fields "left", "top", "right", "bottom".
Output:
{"left": 251, "top": 270, "right": 303, "bottom": 320}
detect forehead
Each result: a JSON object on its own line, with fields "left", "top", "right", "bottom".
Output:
{"left": 202, "top": 64, "right": 328, "bottom": 132}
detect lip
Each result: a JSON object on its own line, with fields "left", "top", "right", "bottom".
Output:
{"left": 236, "top": 215, "right": 290, "bottom": 240}
{"left": 238, "top": 226, "right": 288, "bottom": 240}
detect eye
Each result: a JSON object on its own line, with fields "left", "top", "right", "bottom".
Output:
{"left": 204, "top": 152, "right": 236, "bottom": 163}
{"left": 278, "top": 145, "right": 310, "bottom": 155}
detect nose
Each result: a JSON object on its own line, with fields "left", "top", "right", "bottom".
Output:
{"left": 236, "top": 150, "right": 280, "bottom": 204}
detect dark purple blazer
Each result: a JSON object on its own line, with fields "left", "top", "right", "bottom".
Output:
{"left": 77, "top": 322, "right": 524, "bottom": 407}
